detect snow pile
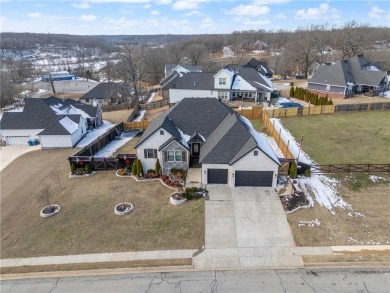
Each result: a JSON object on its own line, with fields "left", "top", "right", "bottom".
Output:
{"left": 270, "top": 118, "right": 314, "bottom": 164}
{"left": 94, "top": 133, "right": 136, "bottom": 158}
{"left": 133, "top": 110, "right": 146, "bottom": 122}
{"left": 146, "top": 92, "right": 155, "bottom": 103}
{"left": 298, "top": 219, "right": 320, "bottom": 227}
{"left": 369, "top": 175, "right": 387, "bottom": 183}
{"left": 299, "top": 175, "right": 351, "bottom": 211}
{"left": 378, "top": 90, "right": 390, "bottom": 98}
{"left": 76, "top": 121, "right": 115, "bottom": 148}
{"left": 177, "top": 128, "right": 190, "bottom": 148}
{"left": 261, "top": 133, "right": 285, "bottom": 158}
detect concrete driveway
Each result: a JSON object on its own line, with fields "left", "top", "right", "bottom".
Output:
{"left": 0, "top": 144, "right": 41, "bottom": 172}
{"left": 193, "top": 186, "right": 302, "bottom": 269}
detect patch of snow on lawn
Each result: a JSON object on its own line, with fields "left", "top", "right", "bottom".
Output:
{"left": 299, "top": 175, "right": 351, "bottom": 211}
{"left": 146, "top": 92, "right": 155, "bottom": 103}
{"left": 298, "top": 219, "right": 320, "bottom": 227}
{"left": 270, "top": 118, "right": 313, "bottom": 164}
{"left": 133, "top": 110, "right": 146, "bottom": 122}
{"left": 261, "top": 133, "right": 285, "bottom": 158}
{"left": 378, "top": 90, "right": 390, "bottom": 98}
{"left": 369, "top": 175, "right": 386, "bottom": 183}
{"left": 94, "top": 133, "right": 136, "bottom": 158}
{"left": 76, "top": 120, "right": 115, "bottom": 148}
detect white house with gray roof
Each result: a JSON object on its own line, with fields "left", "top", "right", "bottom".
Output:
{"left": 162, "top": 67, "right": 274, "bottom": 104}
{"left": 135, "top": 98, "right": 280, "bottom": 188}
{"left": 0, "top": 97, "right": 102, "bottom": 148}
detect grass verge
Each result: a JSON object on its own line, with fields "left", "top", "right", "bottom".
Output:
{"left": 0, "top": 259, "right": 192, "bottom": 275}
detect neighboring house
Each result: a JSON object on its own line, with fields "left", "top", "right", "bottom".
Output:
{"left": 253, "top": 40, "right": 269, "bottom": 51}
{"left": 308, "top": 54, "right": 389, "bottom": 99}
{"left": 162, "top": 67, "right": 274, "bottom": 103}
{"left": 0, "top": 97, "right": 102, "bottom": 148}
{"left": 164, "top": 64, "right": 202, "bottom": 77}
{"left": 244, "top": 58, "right": 274, "bottom": 78}
{"left": 79, "top": 82, "right": 128, "bottom": 106}
{"left": 135, "top": 98, "right": 280, "bottom": 188}
{"left": 41, "top": 71, "right": 76, "bottom": 82}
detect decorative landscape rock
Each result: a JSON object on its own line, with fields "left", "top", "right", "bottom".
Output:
{"left": 114, "top": 202, "right": 134, "bottom": 216}
{"left": 40, "top": 204, "right": 61, "bottom": 218}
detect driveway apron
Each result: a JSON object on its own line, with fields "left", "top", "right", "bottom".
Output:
{"left": 193, "top": 186, "right": 303, "bottom": 269}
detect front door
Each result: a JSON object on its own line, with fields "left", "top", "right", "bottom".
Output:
{"left": 192, "top": 143, "right": 200, "bottom": 157}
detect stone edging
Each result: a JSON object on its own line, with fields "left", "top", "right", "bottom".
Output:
{"left": 170, "top": 192, "right": 187, "bottom": 205}
{"left": 40, "top": 204, "right": 61, "bottom": 218}
{"left": 69, "top": 172, "right": 96, "bottom": 178}
{"left": 115, "top": 170, "right": 179, "bottom": 191}
{"left": 114, "top": 202, "right": 134, "bottom": 216}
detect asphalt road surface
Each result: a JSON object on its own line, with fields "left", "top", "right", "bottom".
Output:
{"left": 1, "top": 268, "right": 389, "bottom": 292}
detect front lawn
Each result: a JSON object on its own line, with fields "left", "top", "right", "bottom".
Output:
{"left": 280, "top": 112, "right": 390, "bottom": 164}
{"left": 0, "top": 150, "right": 204, "bottom": 258}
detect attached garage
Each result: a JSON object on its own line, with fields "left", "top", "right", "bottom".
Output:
{"left": 6, "top": 136, "right": 30, "bottom": 145}
{"left": 207, "top": 169, "right": 228, "bottom": 184}
{"left": 235, "top": 171, "right": 273, "bottom": 187}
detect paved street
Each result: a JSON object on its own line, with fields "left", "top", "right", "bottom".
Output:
{"left": 194, "top": 186, "right": 303, "bottom": 269}
{"left": 1, "top": 268, "right": 388, "bottom": 292}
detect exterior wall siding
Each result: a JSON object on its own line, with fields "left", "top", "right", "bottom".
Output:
{"left": 1, "top": 129, "right": 43, "bottom": 144}
{"left": 136, "top": 128, "right": 173, "bottom": 174}
{"left": 169, "top": 89, "right": 217, "bottom": 103}
{"left": 214, "top": 70, "right": 233, "bottom": 90}
{"left": 231, "top": 147, "right": 279, "bottom": 187}
{"left": 160, "top": 141, "right": 189, "bottom": 175}
{"left": 40, "top": 135, "right": 73, "bottom": 148}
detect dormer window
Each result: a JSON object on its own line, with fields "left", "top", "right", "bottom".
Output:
{"left": 219, "top": 78, "right": 227, "bottom": 85}
{"left": 254, "top": 151, "right": 258, "bottom": 156}
{"left": 160, "top": 130, "right": 164, "bottom": 135}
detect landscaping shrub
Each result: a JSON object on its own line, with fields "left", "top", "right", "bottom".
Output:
{"left": 304, "top": 168, "right": 311, "bottom": 177}
{"left": 289, "top": 86, "right": 295, "bottom": 97}
{"left": 75, "top": 168, "right": 85, "bottom": 176}
{"left": 137, "top": 159, "right": 143, "bottom": 177}
{"left": 181, "top": 187, "right": 206, "bottom": 200}
{"left": 125, "top": 164, "right": 131, "bottom": 172}
{"left": 155, "top": 158, "right": 161, "bottom": 175}
{"left": 84, "top": 164, "right": 91, "bottom": 174}
{"left": 132, "top": 159, "right": 138, "bottom": 176}
{"left": 70, "top": 163, "right": 76, "bottom": 174}
{"left": 117, "top": 169, "right": 128, "bottom": 176}
{"left": 170, "top": 168, "right": 187, "bottom": 180}
{"left": 289, "top": 162, "right": 297, "bottom": 179}
{"left": 147, "top": 169, "right": 155, "bottom": 174}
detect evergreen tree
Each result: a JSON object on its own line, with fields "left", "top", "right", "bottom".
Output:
{"left": 132, "top": 159, "right": 138, "bottom": 175}
{"left": 289, "top": 86, "right": 295, "bottom": 98}
{"left": 155, "top": 158, "right": 161, "bottom": 175}
{"left": 290, "top": 161, "right": 298, "bottom": 179}
{"left": 137, "top": 159, "right": 143, "bottom": 177}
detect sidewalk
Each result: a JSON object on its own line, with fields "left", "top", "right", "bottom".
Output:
{"left": 0, "top": 250, "right": 196, "bottom": 268}
{"left": 1, "top": 246, "right": 388, "bottom": 269}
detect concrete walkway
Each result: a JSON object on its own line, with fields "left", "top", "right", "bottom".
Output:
{"left": 0, "top": 250, "right": 196, "bottom": 268}
{"left": 185, "top": 167, "right": 201, "bottom": 188}
{"left": 193, "top": 186, "right": 303, "bottom": 269}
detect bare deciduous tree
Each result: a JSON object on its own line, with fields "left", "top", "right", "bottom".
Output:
{"left": 113, "top": 184, "right": 130, "bottom": 209}
{"left": 50, "top": 168, "right": 63, "bottom": 190}
{"left": 38, "top": 184, "right": 55, "bottom": 208}
{"left": 185, "top": 43, "right": 208, "bottom": 66}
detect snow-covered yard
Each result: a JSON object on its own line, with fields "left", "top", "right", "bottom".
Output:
{"left": 76, "top": 120, "right": 116, "bottom": 148}
{"left": 93, "top": 132, "right": 137, "bottom": 157}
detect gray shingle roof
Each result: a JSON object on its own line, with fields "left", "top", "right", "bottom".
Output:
{"left": 230, "top": 67, "right": 273, "bottom": 92}
{"left": 136, "top": 98, "right": 279, "bottom": 165}
{"left": 309, "top": 55, "right": 387, "bottom": 87}
{"left": 37, "top": 115, "right": 81, "bottom": 135}
{"left": 80, "top": 82, "right": 127, "bottom": 100}
{"left": 165, "top": 64, "right": 202, "bottom": 76}
{"left": 244, "top": 59, "right": 273, "bottom": 76}
{"left": 44, "top": 96, "right": 99, "bottom": 117}
{"left": 162, "top": 72, "right": 216, "bottom": 91}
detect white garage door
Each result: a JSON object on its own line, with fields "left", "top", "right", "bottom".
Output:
{"left": 6, "top": 136, "right": 30, "bottom": 145}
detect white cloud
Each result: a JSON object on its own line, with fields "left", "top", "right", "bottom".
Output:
{"left": 72, "top": 2, "right": 91, "bottom": 9}
{"left": 172, "top": 1, "right": 198, "bottom": 10}
{"left": 81, "top": 14, "right": 97, "bottom": 21}
{"left": 369, "top": 6, "right": 386, "bottom": 19}
{"left": 295, "top": 3, "right": 329, "bottom": 19}
{"left": 27, "top": 12, "right": 41, "bottom": 18}
{"left": 150, "top": 10, "right": 160, "bottom": 15}
{"left": 253, "top": 0, "right": 289, "bottom": 4}
{"left": 200, "top": 17, "right": 214, "bottom": 28}
{"left": 185, "top": 10, "right": 202, "bottom": 16}
{"left": 275, "top": 13, "right": 287, "bottom": 19}
{"left": 227, "top": 4, "right": 270, "bottom": 16}
{"left": 233, "top": 16, "right": 270, "bottom": 26}
{"left": 143, "top": 4, "right": 151, "bottom": 8}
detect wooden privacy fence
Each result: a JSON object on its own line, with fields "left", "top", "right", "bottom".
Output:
{"left": 236, "top": 106, "right": 262, "bottom": 120}
{"left": 74, "top": 122, "right": 124, "bottom": 157}
{"left": 139, "top": 99, "right": 169, "bottom": 110}
{"left": 262, "top": 112, "right": 294, "bottom": 159}
{"left": 68, "top": 154, "right": 137, "bottom": 171}
{"left": 311, "top": 164, "right": 390, "bottom": 174}
{"left": 123, "top": 120, "right": 151, "bottom": 130}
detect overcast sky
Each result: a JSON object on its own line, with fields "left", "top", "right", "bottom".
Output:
{"left": 1, "top": 0, "right": 389, "bottom": 35}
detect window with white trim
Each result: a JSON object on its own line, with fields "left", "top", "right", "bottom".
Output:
{"left": 167, "top": 150, "right": 183, "bottom": 162}
{"left": 218, "top": 91, "right": 229, "bottom": 99}
{"left": 144, "top": 149, "right": 157, "bottom": 158}
{"left": 219, "top": 78, "right": 227, "bottom": 85}
{"left": 254, "top": 151, "right": 258, "bottom": 156}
